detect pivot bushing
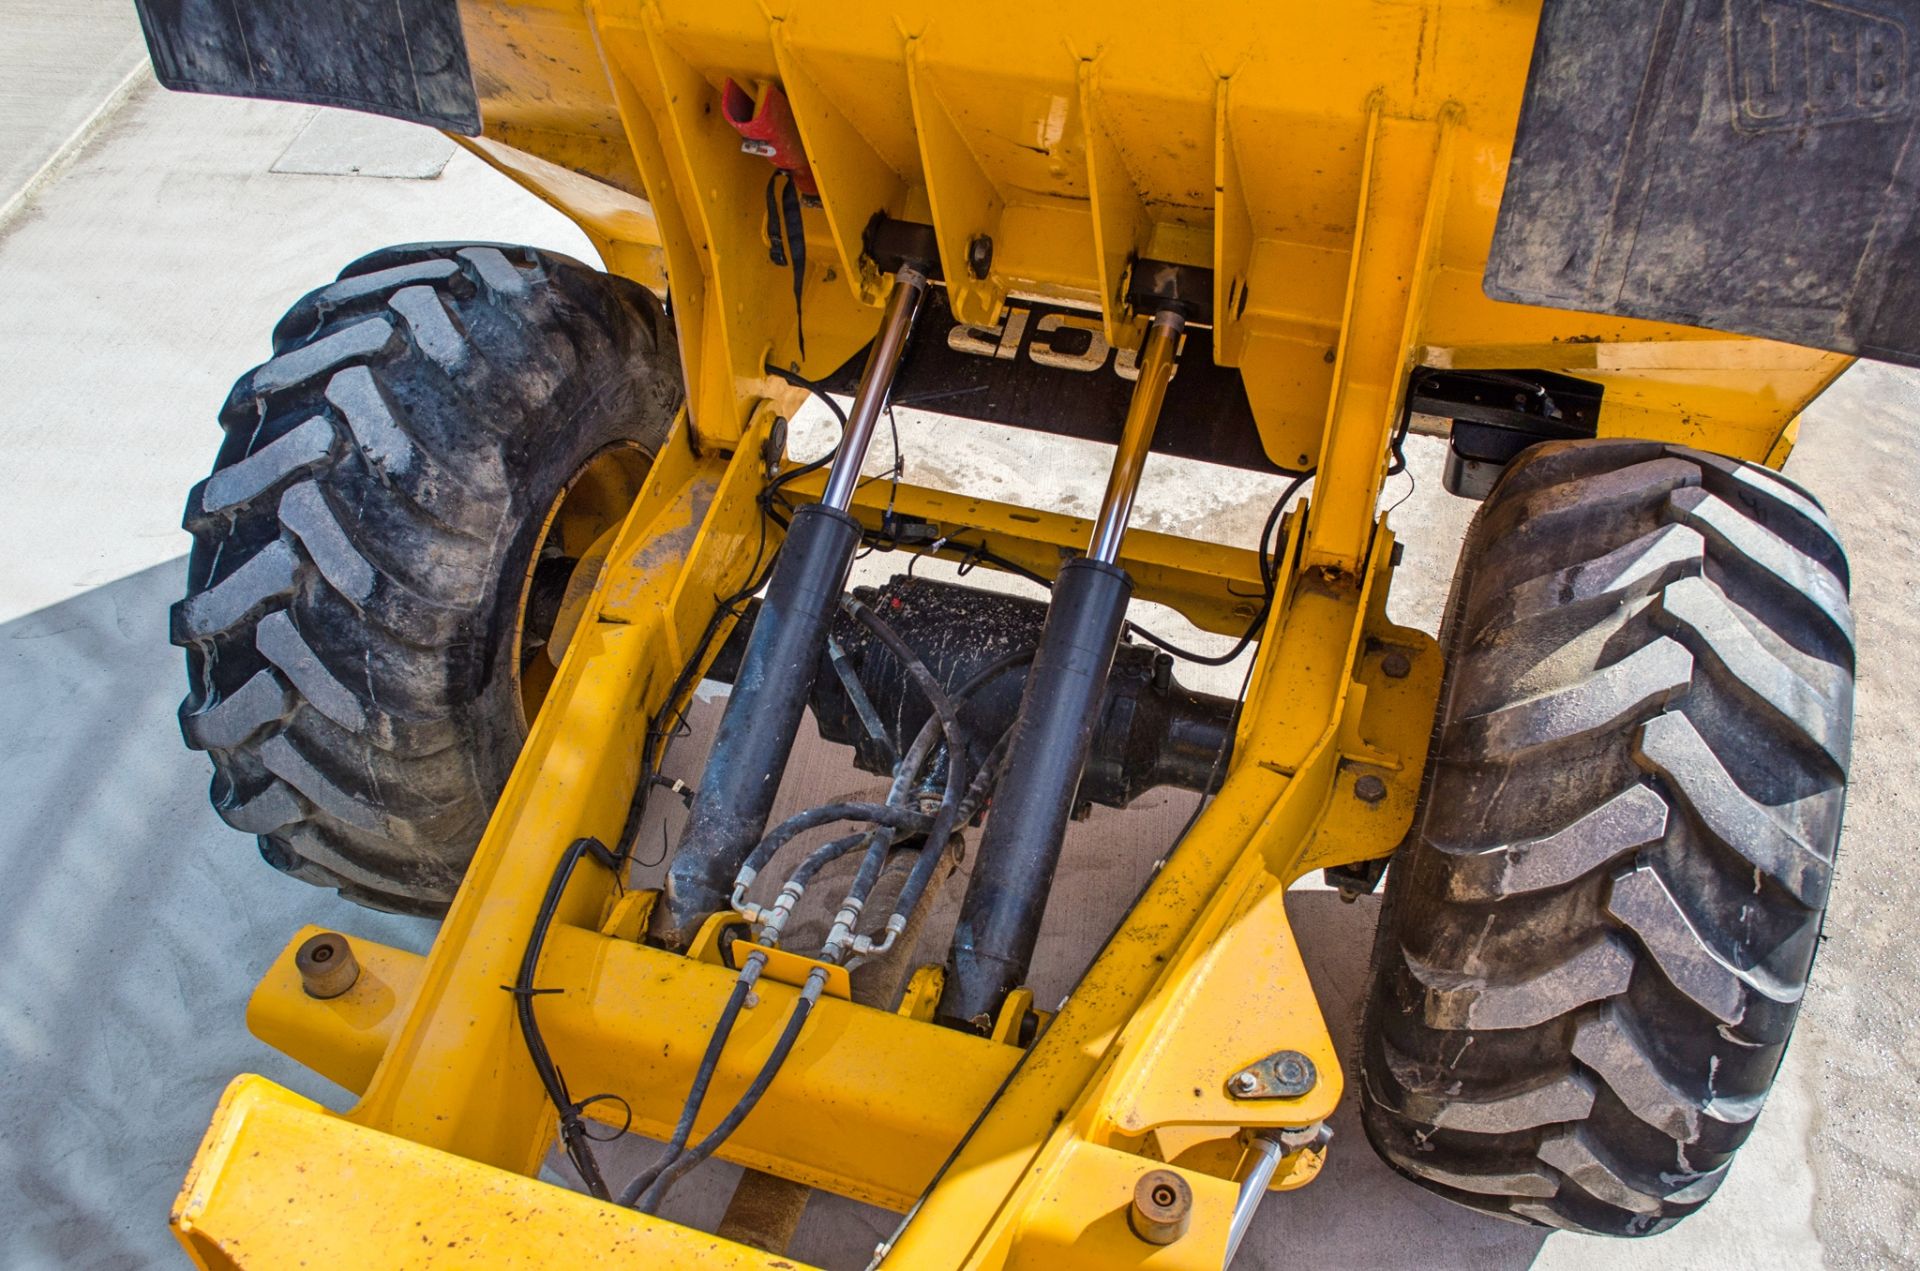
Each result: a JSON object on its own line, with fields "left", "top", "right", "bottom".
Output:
{"left": 296, "top": 931, "right": 361, "bottom": 1000}
{"left": 1128, "top": 1169, "right": 1192, "bottom": 1245}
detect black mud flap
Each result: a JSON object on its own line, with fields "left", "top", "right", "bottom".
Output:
{"left": 1488, "top": 0, "right": 1920, "bottom": 367}
{"left": 133, "top": 0, "right": 480, "bottom": 134}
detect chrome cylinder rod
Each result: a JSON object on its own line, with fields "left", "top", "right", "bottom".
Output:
{"left": 818, "top": 265, "right": 929, "bottom": 511}
{"left": 1085, "top": 309, "right": 1183, "bottom": 564}
{"left": 1223, "top": 1132, "right": 1287, "bottom": 1266}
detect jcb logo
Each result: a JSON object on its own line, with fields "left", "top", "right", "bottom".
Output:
{"left": 948, "top": 307, "right": 1164, "bottom": 383}
{"left": 1728, "top": 0, "right": 1910, "bottom": 131}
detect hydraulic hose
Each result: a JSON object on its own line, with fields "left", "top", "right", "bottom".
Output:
{"left": 655, "top": 504, "right": 864, "bottom": 944}
{"left": 634, "top": 967, "right": 830, "bottom": 1214}
{"left": 615, "top": 952, "right": 768, "bottom": 1206}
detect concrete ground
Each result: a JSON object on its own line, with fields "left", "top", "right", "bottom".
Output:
{"left": 0, "top": 19, "right": 1914, "bottom": 1270}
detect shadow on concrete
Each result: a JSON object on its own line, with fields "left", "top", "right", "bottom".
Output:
{"left": 1264, "top": 890, "right": 1548, "bottom": 1270}
{"left": 0, "top": 557, "right": 434, "bottom": 1270}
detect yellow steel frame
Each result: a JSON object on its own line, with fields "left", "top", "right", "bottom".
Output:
{"left": 181, "top": 412, "right": 1438, "bottom": 1268}
{"left": 175, "top": 1, "right": 1851, "bottom": 1266}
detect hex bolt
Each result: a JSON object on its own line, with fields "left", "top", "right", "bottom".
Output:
{"left": 966, "top": 233, "right": 994, "bottom": 280}
{"left": 295, "top": 932, "right": 360, "bottom": 1000}
{"left": 1381, "top": 650, "right": 1411, "bottom": 679}
{"left": 1229, "top": 1071, "right": 1260, "bottom": 1097}
{"left": 1354, "top": 774, "right": 1388, "bottom": 805}
{"left": 1128, "top": 1169, "right": 1192, "bottom": 1245}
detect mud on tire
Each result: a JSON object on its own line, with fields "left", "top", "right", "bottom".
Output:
{"left": 1358, "top": 439, "right": 1852, "bottom": 1235}
{"left": 172, "top": 243, "right": 680, "bottom": 914}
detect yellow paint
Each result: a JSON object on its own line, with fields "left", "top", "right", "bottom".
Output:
{"left": 175, "top": 1076, "right": 817, "bottom": 1270}
{"left": 246, "top": 927, "right": 424, "bottom": 1097}
{"left": 781, "top": 468, "right": 1265, "bottom": 638}
{"left": 453, "top": 0, "right": 1842, "bottom": 474}
{"left": 186, "top": 469, "right": 1429, "bottom": 1267}
{"left": 735, "top": 939, "right": 855, "bottom": 1001}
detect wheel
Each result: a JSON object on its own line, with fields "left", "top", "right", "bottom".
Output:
{"left": 1358, "top": 439, "right": 1853, "bottom": 1235}
{"left": 172, "top": 243, "right": 681, "bottom": 914}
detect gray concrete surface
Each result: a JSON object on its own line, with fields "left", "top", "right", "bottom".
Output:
{"left": 0, "top": 28, "right": 1915, "bottom": 1271}
{"left": 0, "top": 0, "right": 147, "bottom": 223}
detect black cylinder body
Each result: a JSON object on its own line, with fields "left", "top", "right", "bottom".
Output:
{"left": 941, "top": 557, "right": 1134, "bottom": 1029}
{"left": 655, "top": 504, "right": 863, "bottom": 945}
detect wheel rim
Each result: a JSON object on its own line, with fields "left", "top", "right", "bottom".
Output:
{"left": 512, "top": 442, "right": 653, "bottom": 726}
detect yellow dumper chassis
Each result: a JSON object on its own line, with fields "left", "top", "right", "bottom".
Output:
{"left": 160, "top": 1, "right": 1854, "bottom": 1265}
{"left": 182, "top": 427, "right": 1439, "bottom": 1269}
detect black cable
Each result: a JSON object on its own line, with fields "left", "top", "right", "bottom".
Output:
{"left": 953, "top": 725, "right": 1017, "bottom": 826}
{"left": 1121, "top": 470, "right": 1312, "bottom": 667}
{"left": 843, "top": 596, "right": 972, "bottom": 825}
{"left": 825, "top": 643, "right": 1038, "bottom": 948}
{"left": 512, "top": 835, "right": 622, "bottom": 1201}
{"left": 614, "top": 951, "right": 771, "bottom": 1207}
{"left": 1386, "top": 393, "right": 1416, "bottom": 478}
{"left": 762, "top": 358, "right": 1315, "bottom": 677}
{"left": 1165, "top": 646, "right": 1259, "bottom": 853}
{"left": 1154, "top": 470, "right": 1312, "bottom": 844}
{"left": 615, "top": 534, "right": 779, "bottom": 867}
{"left": 766, "top": 363, "right": 848, "bottom": 428}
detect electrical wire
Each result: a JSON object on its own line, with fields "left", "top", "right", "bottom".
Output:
{"left": 512, "top": 835, "right": 626, "bottom": 1201}
{"left": 776, "top": 365, "right": 1316, "bottom": 673}
{"left": 1121, "top": 469, "right": 1313, "bottom": 667}
{"left": 1157, "top": 469, "right": 1312, "bottom": 846}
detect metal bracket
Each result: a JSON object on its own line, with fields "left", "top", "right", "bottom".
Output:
{"left": 1124, "top": 258, "right": 1214, "bottom": 324}
{"left": 862, "top": 214, "right": 943, "bottom": 279}
{"left": 1407, "top": 367, "right": 1604, "bottom": 499}
{"left": 1226, "top": 1049, "right": 1318, "bottom": 1100}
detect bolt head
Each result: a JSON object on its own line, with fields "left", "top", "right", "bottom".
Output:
{"left": 1354, "top": 774, "right": 1388, "bottom": 804}
{"left": 966, "top": 234, "right": 994, "bottom": 280}
{"left": 1381, "top": 650, "right": 1412, "bottom": 679}
{"left": 1229, "top": 1071, "right": 1259, "bottom": 1096}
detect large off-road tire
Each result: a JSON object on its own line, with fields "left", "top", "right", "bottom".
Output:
{"left": 172, "top": 243, "right": 680, "bottom": 914}
{"left": 1359, "top": 439, "right": 1853, "bottom": 1235}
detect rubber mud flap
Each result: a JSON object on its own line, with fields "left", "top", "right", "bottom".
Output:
{"left": 1487, "top": 0, "right": 1920, "bottom": 367}
{"left": 133, "top": 0, "right": 481, "bottom": 132}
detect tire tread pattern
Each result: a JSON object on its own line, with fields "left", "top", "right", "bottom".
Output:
{"left": 1359, "top": 439, "right": 1852, "bottom": 1235}
{"left": 173, "top": 243, "right": 679, "bottom": 913}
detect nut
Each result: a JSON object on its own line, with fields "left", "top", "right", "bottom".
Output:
{"left": 1229, "top": 1071, "right": 1260, "bottom": 1097}
{"left": 295, "top": 932, "right": 360, "bottom": 1000}
{"left": 966, "top": 234, "right": 994, "bottom": 280}
{"left": 1128, "top": 1169, "right": 1192, "bottom": 1245}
